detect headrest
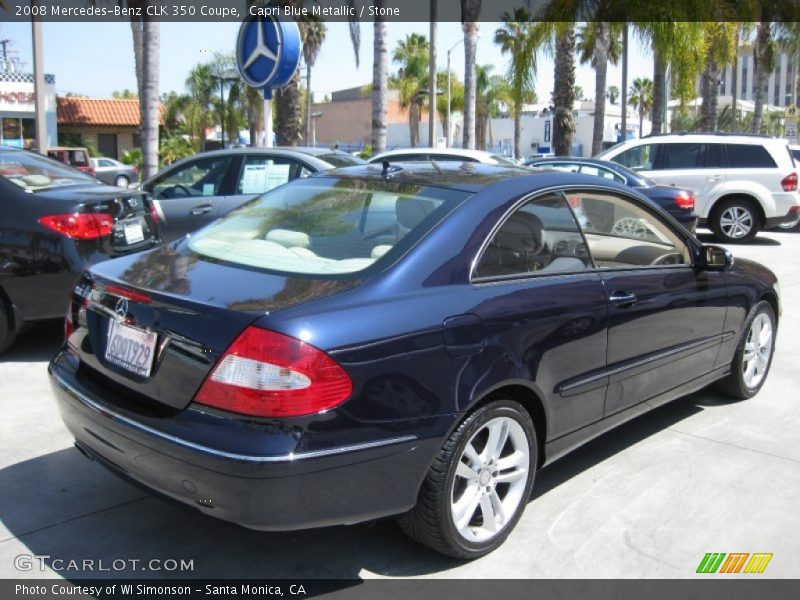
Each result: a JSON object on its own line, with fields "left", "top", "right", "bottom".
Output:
{"left": 265, "top": 229, "right": 310, "bottom": 248}
{"left": 396, "top": 198, "right": 436, "bottom": 229}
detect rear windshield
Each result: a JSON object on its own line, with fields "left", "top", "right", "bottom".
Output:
{"left": 318, "top": 153, "right": 366, "bottom": 168}
{"left": 187, "top": 177, "right": 469, "bottom": 277}
{"left": 0, "top": 151, "right": 97, "bottom": 191}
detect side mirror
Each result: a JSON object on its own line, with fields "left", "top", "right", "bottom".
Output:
{"left": 703, "top": 245, "right": 734, "bottom": 271}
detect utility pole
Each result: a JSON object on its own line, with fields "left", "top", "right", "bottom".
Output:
{"left": 32, "top": 19, "right": 47, "bottom": 152}
{"left": 428, "top": 1, "right": 437, "bottom": 147}
{"left": 446, "top": 38, "right": 464, "bottom": 148}
{"left": 620, "top": 25, "right": 628, "bottom": 143}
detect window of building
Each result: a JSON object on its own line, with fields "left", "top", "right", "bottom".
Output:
{"left": 97, "top": 133, "right": 118, "bottom": 159}
{"left": 741, "top": 55, "right": 749, "bottom": 96}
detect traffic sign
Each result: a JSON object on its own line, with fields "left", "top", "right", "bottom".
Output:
{"left": 236, "top": 15, "right": 301, "bottom": 99}
{"left": 785, "top": 105, "right": 798, "bottom": 143}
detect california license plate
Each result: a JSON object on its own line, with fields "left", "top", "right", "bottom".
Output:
{"left": 123, "top": 220, "right": 145, "bottom": 244}
{"left": 105, "top": 320, "right": 156, "bottom": 377}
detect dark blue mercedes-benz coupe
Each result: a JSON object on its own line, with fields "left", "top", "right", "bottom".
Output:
{"left": 49, "top": 162, "right": 780, "bottom": 558}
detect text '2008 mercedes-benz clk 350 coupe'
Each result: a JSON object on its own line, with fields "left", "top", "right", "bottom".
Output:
{"left": 49, "top": 162, "right": 780, "bottom": 558}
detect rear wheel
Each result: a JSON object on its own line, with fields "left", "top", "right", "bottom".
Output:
{"left": 114, "top": 175, "right": 130, "bottom": 188}
{"left": 717, "top": 301, "right": 776, "bottom": 399}
{"left": 398, "top": 400, "right": 537, "bottom": 558}
{"left": 710, "top": 198, "right": 760, "bottom": 243}
{"left": 0, "top": 302, "right": 16, "bottom": 354}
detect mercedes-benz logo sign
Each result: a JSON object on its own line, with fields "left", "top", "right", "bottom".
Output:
{"left": 237, "top": 18, "right": 283, "bottom": 89}
{"left": 115, "top": 298, "right": 129, "bottom": 320}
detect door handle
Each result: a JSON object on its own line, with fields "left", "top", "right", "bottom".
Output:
{"left": 609, "top": 291, "right": 637, "bottom": 307}
{"left": 190, "top": 205, "right": 213, "bottom": 215}
{"left": 707, "top": 175, "right": 721, "bottom": 182}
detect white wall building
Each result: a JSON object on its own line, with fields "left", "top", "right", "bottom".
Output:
{"left": 717, "top": 45, "right": 798, "bottom": 108}
{"left": 0, "top": 71, "right": 58, "bottom": 149}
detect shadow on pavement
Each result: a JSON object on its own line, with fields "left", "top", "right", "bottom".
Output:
{"left": 0, "top": 388, "right": 728, "bottom": 579}
{"left": 695, "top": 232, "right": 781, "bottom": 246}
{"left": 1, "top": 320, "right": 63, "bottom": 363}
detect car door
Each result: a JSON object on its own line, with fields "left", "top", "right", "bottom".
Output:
{"left": 470, "top": 191, "right": 609, "bottom": 439}
{"left": 93, "top": 159, "right": 116, "bottom": 185}
{"left": 218, "top": 154, "right": 314, "bottom": 218}
{"left": 144, "top": 154, "right": 237, "bottom": 243}
{"left": 570, "top": 189, "right": 728, "bottom": 416}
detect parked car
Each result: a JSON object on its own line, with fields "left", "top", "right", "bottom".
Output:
{"left": 141, "top": 147, "right": 365, "bottom": 242}
{"left": 50, "top": 163, "right": 779, "bottom": 558}
{"left": 47, "top": 147, "right": 94, "bottom": 175}
{"left": 779, "top": 144, "right": 800, "bottom": 231}
{"left": 0, "top": 146, "right": 160, "bottom": 353}
{"left": 526, "top": 157, "right": 698, "bottom": 231}
{"left": 369, "top": 147, "right": 517, "bottom": 165}
{"left": 597, "top": 133, "right": 800, "bottom": 242}
{"left": 90, "top": 157, "right": 139, "bottom": 188}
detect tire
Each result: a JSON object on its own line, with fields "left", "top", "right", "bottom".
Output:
{"left": 710, "top": 198, "right": 760, "bottom": 243}
{"left": 717, "top": 301, "right": 776, "bottom": 399}
{"left": 0, "top": 301, "right": 16, "bottom": 355}
{"left": 114, "top": 175, "right": 130, "bottom": 188}
{"left": 398, "top": 399, "right": 537, "bottom": 559}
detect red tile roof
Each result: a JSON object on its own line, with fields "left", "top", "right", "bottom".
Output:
{"left": 56, "top": 97, "right": 163, "bottom": 127}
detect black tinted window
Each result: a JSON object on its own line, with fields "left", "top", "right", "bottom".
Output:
{"left": 659, "top": 144, "right": 705, "bottom": 169}
{"left": 725, "top": 144, "right": 777, "bottom": 168}
{"left": 318, "top": 153, "right": 365, "bottom": 168}
{"left": 475, "top": 193, "right": 590, "bottom": 279}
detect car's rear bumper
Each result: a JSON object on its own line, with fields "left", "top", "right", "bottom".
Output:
{"left": 49, "top": 351, "right": 439, "bottom": 531}
{"left": 765, "top": 205, "right": 800, "bottom": 228}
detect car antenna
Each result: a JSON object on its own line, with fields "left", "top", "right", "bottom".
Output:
{"left": 381, "top": 160, "right": 401, "bottom": 176}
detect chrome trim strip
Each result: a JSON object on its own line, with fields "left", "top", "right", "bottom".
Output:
{"left": 557, "top": 334, "right": 726, "bottom": 394}
{"left": 53, "top": 371, "right": 418, "bottom": 463}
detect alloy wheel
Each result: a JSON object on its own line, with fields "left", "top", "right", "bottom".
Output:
{"left": 450, "top": 416, "right": 530, "bottom": 543}
{"left": 719, "top": 206, "right": 754, "bottom": 239}
{"left": 742, "top": 312, "right": 773, "bottom": 389}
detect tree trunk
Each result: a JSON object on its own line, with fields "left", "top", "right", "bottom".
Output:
{"left": 410, "top": 101, "right": 420, "bottom": 148}
{"left": 639, "top": 111, "right": 644, "bottom": 140}
{"left": 130, "top": 20, "right": 144, "bottom": 150}
{"left": 752, "top": 21, "right": 770, "bottom": 134}
{"left": 371, "top": 8, "right": 388, "bottom": 154}
{"left": 476, "top": 110, "right": 487, "bottom": 150}
{"left": 141, "top": 14, "right": 159, "bottom": 179}
{"left": 591, "top": 22, "right": 610, "bottom": 155}
{"left": 305, "top": 63, "right": 312, "bottom": 145}
{"left": 700, "top": 59, "right": 719, "bottom": 131}
{"left": 428, "top": 1, "right": 437, "bottom": 147}
{"left": 731, "top": 31, "right": 739, "bottom": 132}
{"left": 552, "top": 25, "right": 576, "bottom": 156}
{"left": 513, "top": 101, "right": 521, "bottom": 160}
{"left": 462, "top": 21, "right": 479, "bottom": 149}
{"left": 275, "top": 71, "right": 302, "bottom": 146}
{"left": 651, "top": 48, "right": 666, "bottom": 135}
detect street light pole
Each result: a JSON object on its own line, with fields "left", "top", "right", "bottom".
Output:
{"left": 446, "top": 38, "right": 464, "bottom": 148}
{"left": 32, "top": 18, "right": 47, "bottom": 152}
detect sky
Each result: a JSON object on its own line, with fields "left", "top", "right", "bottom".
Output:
{"left": 0, "top": 20, "right": 654, "bottom": 103}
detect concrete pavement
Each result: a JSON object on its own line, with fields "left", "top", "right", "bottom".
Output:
{"left": 1, "top": 229, "right": 798, "bottom": 579}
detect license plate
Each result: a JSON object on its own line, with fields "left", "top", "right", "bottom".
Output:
{"left": 105, "top": 320, "right": 157, "bottom": 377}
{"left": 123, "top": 220, "right": 145, "bottom": 244}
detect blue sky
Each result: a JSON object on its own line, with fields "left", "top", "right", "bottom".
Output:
{"left": 1, "top": 21, "right": 652, "bottom": 102}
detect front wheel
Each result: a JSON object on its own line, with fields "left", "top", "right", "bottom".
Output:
{"left": 398, "top": 400, "right": 537, "bottom": 559}
{"left": 710, "top": 198, "right": 760, "bottom": 243}
{"left": 717, "top": 301, "right": 776, "bottom": 399}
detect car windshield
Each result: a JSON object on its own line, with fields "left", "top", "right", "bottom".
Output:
{"left": 318, "top": 153, "right": 366, "bottom": 168}
{"left": 187, "top": 177, "right": 470, "bottom": 277}
{"left": 0, "top": 151, "right": 97, "bottom": 191}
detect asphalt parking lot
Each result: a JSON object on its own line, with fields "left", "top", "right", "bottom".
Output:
{"left": 1, "top": 229, "right": 799, "bottom": 580}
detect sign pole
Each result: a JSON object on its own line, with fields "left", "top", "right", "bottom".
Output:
{"left": 263, "top": 97, "right": 272, "bottom": 147}
{"left": 31, "top": 18, "right": 48, "bottom": 153}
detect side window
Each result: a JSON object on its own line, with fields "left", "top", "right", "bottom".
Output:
{"left": 98, "top": 159, "right": 114, "bottom": 167}
{"left": 659, "top": 143, "right": 706, "bottom": 170}
{"left": 538, "top": 162, "right": 580, "bottom": 173}
{"left": 394, "top": 154, "right": 428, "bottom": 162}
{"left": 431, "top": 154, "right": 478, "bottom": 163}
{"left": 725, "top": 144, "right": 778, "bottom": 168}
{"left": 474, "top": 193, "right": 591, "bottom": 279}
{"left": 151, "top": 156, "right": 233, "bottom": 199}
{"left": 571, "top": 192, "right": 691, "bottom": 268}
{"left": 236, "top": 155, "right": 298, "bottom": 194}
{"left": 579, "top": 164, "right": 625, "bottom": 183}
{"left": 704, "top": 143, "right": 726, "bottom": 168}
{"left": 612, "top": 144, "right": 657, "bottom": 171}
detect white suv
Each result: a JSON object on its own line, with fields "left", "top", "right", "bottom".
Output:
{"left": 597, "top": 134, "right": 800, "bottom": 242}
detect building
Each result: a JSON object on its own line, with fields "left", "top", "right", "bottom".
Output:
{"left": 56, "top": 97, "right": 147, "bottom": 159}
{"left": 717, "top": 45, "right": 798, "bottom": 108}
{"left": 0, "top": 71, "right": 57, "bottom": 149}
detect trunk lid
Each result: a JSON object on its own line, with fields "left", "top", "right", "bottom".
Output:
{"left": 69, "top": 245, "right": 358, "bottom": 411}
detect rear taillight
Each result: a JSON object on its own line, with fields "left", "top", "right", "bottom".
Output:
{"left": 104, "top": 284, "right": 151, "bottom": 304}
{"left": 38, "top": 213, "right": 113, "bottom": 240}
{"left": 675, "top": 190, "right": 695, "bottom": 210}
{"left": 194, "top": 326, "right": 353, "bottom": 418}
{"left": 149, "top": 202, "right": 159, "bottom": 225}
{"left": 781, "top": 172, "right": 798, "bottom": 192}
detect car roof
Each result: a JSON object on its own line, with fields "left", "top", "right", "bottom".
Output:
{"left": 626, "top": 133, "right": 787, "bottom": 146}
{"left": 315, "top": 161, "right": 612, "bottom": 193}
{"left": 528, "top": 157, "right": 622, "bottom": 168}
{"left": 370, "top": 148, "right": 502, "bottom": 161}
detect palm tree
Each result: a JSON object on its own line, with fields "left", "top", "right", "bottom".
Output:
{"left": 629, "top": 77, "right": 654, "bottom": 137}
{"left": 494, "top": 9, "right": 540, "bottom": 159}
{"left": 301, "top": 19, "right": 327, "bottom": 146}
{"left": 752, "top": 20, "right": 774, "bottom": 134}
{"left": 428, "top": 1, "right": 438, "bottom": 146}
{"left": 185, "top": 63, "right": 216, "bottom": 150}
{"left": 552, "top": 23, "right": 577, "bottom": 156}
{"left": 393, "top": 34, "right": 429, "bottom": 148}
{"left": 475, "top": 65, "right": 494, "bottom": 150}
{"left": 461, "top": 0, "right": 481, "bottom": 149}
{"left": 129, "top": 3, "right": 160, "bottom": 179}
{"left": 730, "top": 24, "right": 755, "bottom": 133}
{"left": 578, "top": 22, "right": 622, "bottom": 154}
{"left": 607, "top": 86, "right": 620, "bottom": 104}
{"left": 372, "top": 3, "right": 389, "bottom": 154}
{"left": 699, "top": 23, "right": 737, "bottom": 132}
